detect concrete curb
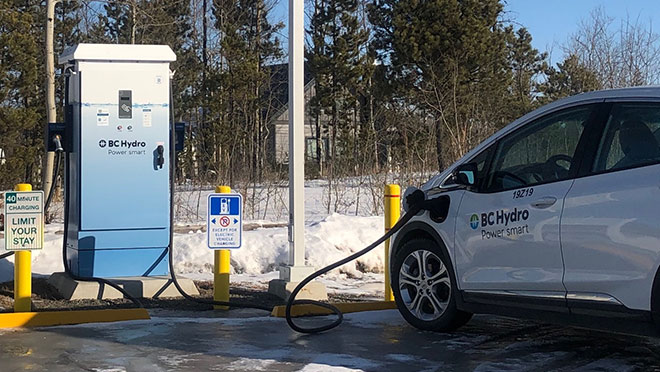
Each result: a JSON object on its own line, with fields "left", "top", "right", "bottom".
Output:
{"left": 0, "top": 308, "right": 150, "bottom": 328}
{"left": 271, "top": 301, "right": 396, "bottom": 317}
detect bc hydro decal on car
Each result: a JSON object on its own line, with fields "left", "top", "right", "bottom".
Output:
{"left": 475, "top": 208, "right": 530, "bottom": 240}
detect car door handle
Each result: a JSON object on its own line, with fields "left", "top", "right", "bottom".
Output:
{"left": 530, "top": 196, "right": 557, "bottom": 209}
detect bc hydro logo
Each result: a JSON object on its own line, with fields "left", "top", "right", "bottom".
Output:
{"left": 469, "top": 214, "right": 479, "bottom": 230}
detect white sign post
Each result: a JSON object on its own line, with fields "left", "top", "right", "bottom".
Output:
{"left": 4, "top": 191, "right": 44, "bottom": 251}
{"left": 207, "top": 193, "right": 243, "bottom": 249}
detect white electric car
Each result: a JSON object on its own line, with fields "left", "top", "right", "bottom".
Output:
{"left": 391, "top": 87, "right": 660, "bottom": 335}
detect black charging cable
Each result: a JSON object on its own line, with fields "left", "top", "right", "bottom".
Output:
{"left": 284, "top": 190, "right": 429, "bottom": 334}
{"left": 44, "top": 135, "right": 64, "bottom": 215}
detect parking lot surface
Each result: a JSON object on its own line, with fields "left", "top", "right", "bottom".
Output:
{"left": 1, "top": 309, "right": 660, "bottom": 371}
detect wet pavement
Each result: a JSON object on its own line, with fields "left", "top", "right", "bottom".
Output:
{"left": 1, "top": 309, "right": 660, "bottom": 371}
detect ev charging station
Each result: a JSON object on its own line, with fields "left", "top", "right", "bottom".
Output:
{"left": 59, "top": 44, "right": 176, "bottom": 278}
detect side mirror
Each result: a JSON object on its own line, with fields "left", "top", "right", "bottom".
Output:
{"left": 454, "top": 163, "right": 478, "bottom": 187}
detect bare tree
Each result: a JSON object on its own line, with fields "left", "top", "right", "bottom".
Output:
{"left": 43, "top": 0, "right": 59, "bottom": 204}
{"left": 565, "top": 7, "right": 660, "bottom": 88}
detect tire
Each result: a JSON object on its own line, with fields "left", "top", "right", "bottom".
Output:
{"left": 392, "top": 238, "right": 472, "bottom": 332}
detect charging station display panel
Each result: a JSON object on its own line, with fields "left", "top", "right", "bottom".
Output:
{"left": 79, "top": 63, "right": 170, "bottom": 230}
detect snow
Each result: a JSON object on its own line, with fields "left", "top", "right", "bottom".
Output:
{"left": 0, "top": 184, "right": 393, "bottom": 297}
{"left": 297, "top": 364, "right": 364, "bottom": 372}
{"left": 225, "top": 357, "right": 279, "bottom": 371}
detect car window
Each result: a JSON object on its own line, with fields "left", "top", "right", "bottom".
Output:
{"left": 593, "top": 104, "right": 660, "bottom": 172}
{"left": 467, "top": 146, "right": 494, "bottom": 189}
{"left": 442, "top": 146, "right": 494, "bottom": 189}
{"left": 483, "top": 107, "right": 591, "bottom": 193}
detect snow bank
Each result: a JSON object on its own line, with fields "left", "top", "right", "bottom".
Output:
{"left": 0, "top": 213, "right": 387, "bottom": 283}
{"left": 171, "top": 213, "right": 385, "bottom": 278}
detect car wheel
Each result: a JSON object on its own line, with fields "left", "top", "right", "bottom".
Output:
{"left": 392, "top": 238, "right": 472, "bottom": 331}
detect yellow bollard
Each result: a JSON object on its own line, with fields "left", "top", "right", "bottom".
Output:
{"left": 384, "top": 184, "right": 400, "bottom": 302}
{"left": 13, "top": 183, "right": 33, "bottom": 312}
{"left": 214, "top": 185, "right": 232, "bottom": 310}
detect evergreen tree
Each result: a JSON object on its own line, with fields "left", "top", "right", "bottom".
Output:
{"left": 370, "top": 0, "right": 511, "bottom": 168}
{"left": 0, "top": 0, "right": 44, "bottom": 189}
{"left": 540, "top": 54, "right": 601, "bottom": 102}
{"left": 309, "top": 0, "right": 369, "bottom": 170}
{"left": 309, "top": 0, "right": 370, "bottom": 211}
{"left": 505, "top": 26, "right": 547, "bottom": 118}
{"left": 212, "top": 0, "right": 283, "bottom": 186}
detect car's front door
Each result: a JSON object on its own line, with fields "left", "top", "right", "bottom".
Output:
{"left": 454, "top": 105, "right": 596, "bottom": 294}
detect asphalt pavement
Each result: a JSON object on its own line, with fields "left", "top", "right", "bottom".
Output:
{"left": 1, "top": 309, "right": 660, "bottom": 371}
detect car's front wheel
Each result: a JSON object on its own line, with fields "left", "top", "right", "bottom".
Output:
{"left": 392, "top": 238, "right": 472, "bottom": 331}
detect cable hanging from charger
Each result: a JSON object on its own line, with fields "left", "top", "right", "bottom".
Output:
{"left": 285, "top": 191, "right": 431, "bottom": 334}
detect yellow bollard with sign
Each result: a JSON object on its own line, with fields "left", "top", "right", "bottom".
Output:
{"left": 384, "top": 184, "right": 401, "bottom": 302}
{"left": 5, "top": 183, "right": 44, "bottom": 312}
{"left": 213, "top": 185, "right": 232, "bottom": 310}
{"left": 1, "top": 182, "right": 150, "bottom": 328}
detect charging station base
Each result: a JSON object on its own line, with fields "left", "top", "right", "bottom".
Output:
{"left": 267, "top": 279, "right": 328, "bottom": 301}
{"left": 48, "top": 272, "right": 199, "bottom": 300}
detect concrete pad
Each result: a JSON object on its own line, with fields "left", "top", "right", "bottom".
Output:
{"left": 48, "top": 272, "right": 125, "bottom": 300}
{"left": 267, "top": 279, "right": 328, "bottom": 301}
{"left": 48, "top": 272, "right": 199, "bottom": 300}
{"left": 113, "top": 276, "right": 199, "bottom": 299}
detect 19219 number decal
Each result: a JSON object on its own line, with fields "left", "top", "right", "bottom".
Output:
{"left": 513, "top": 187, "right": 534, "bottom": 199}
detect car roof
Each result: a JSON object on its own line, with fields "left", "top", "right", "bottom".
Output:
{"left": 423, "top": 86, "right": 660, "bottom": 189}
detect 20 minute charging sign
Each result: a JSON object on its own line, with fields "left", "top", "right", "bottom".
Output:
{"left": 4, "top": 191, "right": 44, "bottom": 251}
{"left": 207, "top": 193, "right": 243, "bottom": 249}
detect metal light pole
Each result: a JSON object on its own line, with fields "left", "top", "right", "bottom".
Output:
{"left": 281, "top": 0, "right": 314, "bottom": 284}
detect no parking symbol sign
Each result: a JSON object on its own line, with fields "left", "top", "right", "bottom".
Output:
{"left": 207, "top": 193, "right": 242, "bottom": 249}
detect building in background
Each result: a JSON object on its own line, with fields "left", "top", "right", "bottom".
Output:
{"left": 265, "top": 63, "right": 330, "bottom": 165}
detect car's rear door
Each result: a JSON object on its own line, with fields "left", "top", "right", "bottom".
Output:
{"left": 561, "top": 102, "right": 660, "bottom": 312}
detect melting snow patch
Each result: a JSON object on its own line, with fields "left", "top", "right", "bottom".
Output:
{"left": 225, "top": 357, "right": 279, "bottom": 371}
{"left": 576, "top": 358, "right": 634, "bottom": 372}
{"left": 386, "top": 354, "right": 417, "bottom": 363}
{"left": 343, "top": 309, "right": 404, "bottom": 329}
{"left": 297, "top": 364, "right": 364, "bottom": 372}
{"left": 309, "top": 353, "right": 381, "bottom": 371}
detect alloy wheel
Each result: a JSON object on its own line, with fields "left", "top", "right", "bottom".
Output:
{"left": 398, "top": 249, "right": 451, "bottom": 321}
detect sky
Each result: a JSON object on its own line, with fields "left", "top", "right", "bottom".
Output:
{"left": 270, "top": 0, "right": 660, "bottom": 65}
{"left": 505, "top": 0, "right": 660, "bottom": 63}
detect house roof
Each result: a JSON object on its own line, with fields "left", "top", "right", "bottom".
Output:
{"left": 265, "top": 62, "right": 314, "bottom": 115}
